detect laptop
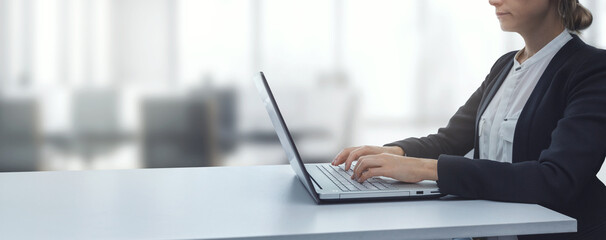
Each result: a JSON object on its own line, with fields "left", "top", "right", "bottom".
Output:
{"left": 254, "top": 72, "right": 443, "bottom": 203}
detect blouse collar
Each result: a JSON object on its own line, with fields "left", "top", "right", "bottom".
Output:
{"left": 513, "top": 30, "right": 573, "bottom": 70}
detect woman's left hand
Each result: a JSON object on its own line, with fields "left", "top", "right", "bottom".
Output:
{"left": 351, "top": 153, "right": 438, "bottom": 183}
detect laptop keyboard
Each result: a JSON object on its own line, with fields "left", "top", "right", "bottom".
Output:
{"left": 316, "top": 164, "right": 395, "bottom": 192}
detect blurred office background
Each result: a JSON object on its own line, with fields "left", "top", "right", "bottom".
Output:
{"left": 0, "top": 0, "right": 604, "bottom": 180}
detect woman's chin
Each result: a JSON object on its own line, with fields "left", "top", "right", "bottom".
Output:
{"left": 499, "top": 23, "right": 517, "bottom": 32}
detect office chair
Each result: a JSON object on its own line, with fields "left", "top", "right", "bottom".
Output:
{"left": 0, "top": 98, "right": 41, "bottom": 171}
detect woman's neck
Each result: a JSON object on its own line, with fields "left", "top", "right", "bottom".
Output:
{"left": 517, "top": 13, "right": 565, "bottom": 64}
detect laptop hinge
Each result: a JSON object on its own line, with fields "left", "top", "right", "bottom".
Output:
{"left": 309, "top": 175, "right": 323, "bottom": 190}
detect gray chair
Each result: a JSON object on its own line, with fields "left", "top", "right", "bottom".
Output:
{"left": 0, "top": 99, "right": 41, "bottom": 171}
{"left": 140, "top": 96, "right": 215, "bottom": 168}
{"left": 71, "top": 88, "right": 122, "bottom": 160}
{"left": 187, "top": 88, "right": 237, "bottom": 152}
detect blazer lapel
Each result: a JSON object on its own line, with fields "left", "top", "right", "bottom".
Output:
{"left": 512, "top": 34, "right": 585, "bottom": 162}
{"left": 473, "top": 57, "right": 514, "bottom": 158}
{"left": 478, "top": 60, "right": 513, "bottom": 118}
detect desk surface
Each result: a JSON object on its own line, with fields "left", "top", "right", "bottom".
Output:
{"left": 0, "top": 165, "right": 575, "bottom": 240}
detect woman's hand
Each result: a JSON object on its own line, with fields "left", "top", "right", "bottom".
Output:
{"left": 331, "top": 145, "right": 404, "bottom": 171}
{"left": 352, "top": 153, "right": 438, "bottom": 183}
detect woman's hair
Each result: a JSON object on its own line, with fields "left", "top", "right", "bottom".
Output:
{"left": 557, "top": 0, "right": 593, "bottom": 32}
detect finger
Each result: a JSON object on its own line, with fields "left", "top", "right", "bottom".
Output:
{"left": 352, "top": 156, "right": 366, "bottom": 180}
{"left": 332, "top": 147, "right": 355, "bottom": 166}
{"left": 345, "top": 147, "right": 366, "bottom": 171}
{"left": 353, "top": 156, "right": 384, "bottom": 179}
{"left": 344, "top": 146, "right": 371, "bottom": 171}
{"left": 334, "top": 148, "right": 358, "bottom": 166}
{"left": 357, "top": 167, "right": 386, "bottom": 183}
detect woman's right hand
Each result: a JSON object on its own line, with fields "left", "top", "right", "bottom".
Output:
{"left": 331, "top": 145, "right": 404, "bottom": 171}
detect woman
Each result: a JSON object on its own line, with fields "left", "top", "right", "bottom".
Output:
{"left": 332, "top": 0, "right": 605, "bottom": 239}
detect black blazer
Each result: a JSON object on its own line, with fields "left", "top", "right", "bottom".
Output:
{"left": 386, "top": 34, "right": 606, "bottom": 240}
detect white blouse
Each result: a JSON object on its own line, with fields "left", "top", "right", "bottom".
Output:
{"left": 478, "top": 30, "right": 572, "bottom": 163}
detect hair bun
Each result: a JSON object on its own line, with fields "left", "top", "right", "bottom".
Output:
{"left": 559, "top": 0, "right": 593, "bottom": 32}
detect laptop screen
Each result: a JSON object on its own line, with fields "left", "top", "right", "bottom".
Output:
{"left": 253, "top": 72, "right": 320, "bottom": 203}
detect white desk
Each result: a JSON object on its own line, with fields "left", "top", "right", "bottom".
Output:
{"left": 0, "top": 165, "right": 575, "bottom": 239}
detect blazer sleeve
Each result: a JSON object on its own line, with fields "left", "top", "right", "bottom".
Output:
{"left": 437, "top": 51, "right": 606, "bottom": 209}
{"left": 384, "top": 52, "right": 514, "bottom": 159}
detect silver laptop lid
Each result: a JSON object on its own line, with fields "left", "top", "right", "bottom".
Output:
{"left": 253, "top": 72, "right": 321, "bottom": 203}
